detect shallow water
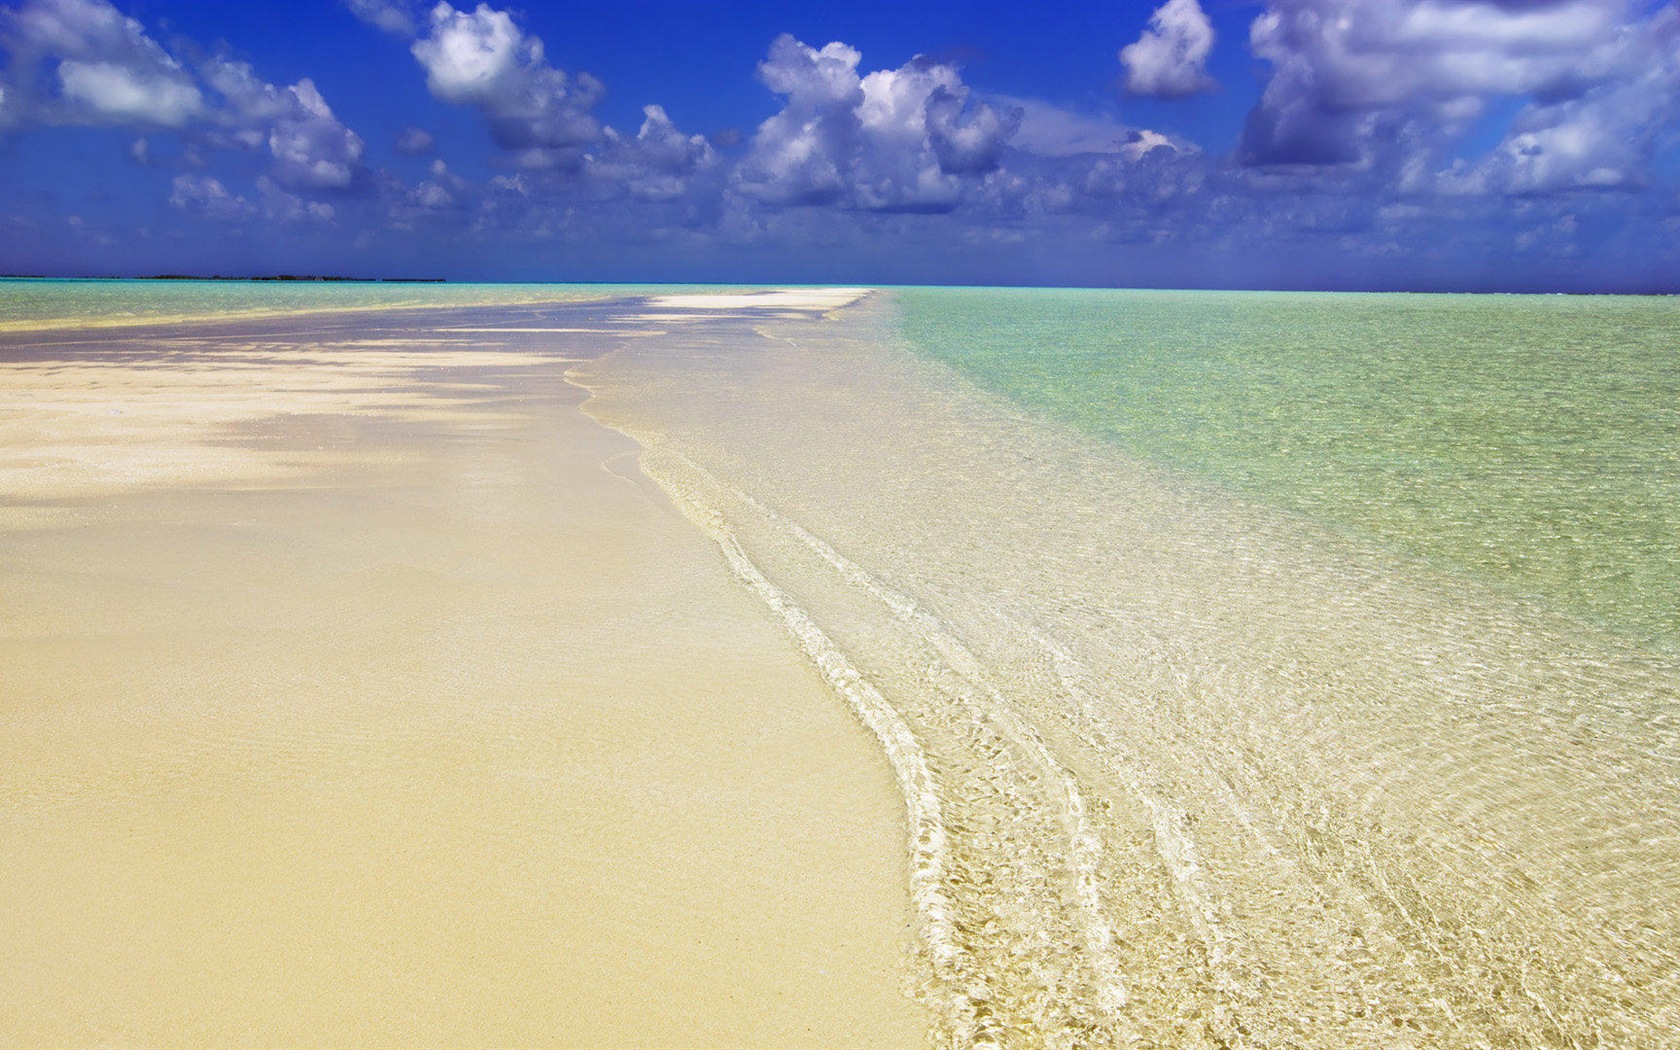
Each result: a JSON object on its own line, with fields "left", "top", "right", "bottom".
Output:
{"left": 0, "top": 277, "right": 714, "bottom": 331}
{"left": 898, "top": 287, "right": 1680, "bottom": 651}
{"left": 577, "top": 291, "right": 1680, "bottom": 1048}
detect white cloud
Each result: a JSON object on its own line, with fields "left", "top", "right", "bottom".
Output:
{"left": 1238, "top": 0, "right": 1662, "bottom": 176}
{"left": 1482, "top": 45, "right": 1679, "bottom": 196}
{"left": 199, "top": 58, "right": 368, "bottom": 190}
{"left": 396, "top": 125, "right": 436, "bottom": 154}
{"left": 1003, "top": 97, "right": 1184, "bottom": 159}
{"left": 736, "top": 35, "right": 1018, "bottom": 211}
{"left": 0, "top": 0, "right": 368, "bottom": 195}
{"left": 168, "top": 173, "right": 255, "bottom": 221}
{"left": 1120, "top": 0, "right": 1216, "bottom": 98}
{"left": 590, "top": 104, "right": 718, "bottom": 201}
{"left": 387, "top": 157, "right": 470, "bottom": 228}
{"left": 412, "top": 2, "right": 523, "bottom": 100}
{"left": 926, "top": 85, "right": 1017, "bottom": 174}
{"left": 263, "top": 79, "right": 366, "bottom": 189}
{"left": 410, "top": 2, "right": 603, "bottom": 156}
{"left": 344, "top": 0, "right": 418, "bottom": 38}
{"left": 736, "top": 37, "right": 864, "bottom": 205}
{"left": 1122, "top": 129, "right": 1177, "bottom": 161}
{"left": 56, "top": 57, "right": 202, "bottom": 125}
{"left": 257, "top": 176, "right": 337, "bottom": 223}
{"left": 2, "top": 0, "right": 204, "bottom": 126}
{"left": 200, "top": 57, "right": 292, "bottom": 126}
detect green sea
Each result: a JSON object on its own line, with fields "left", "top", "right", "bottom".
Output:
{"left": 898, "top": 287, "right": 1680, "bottom": 649}
{"left": 0, "top": 278, "right": 708, "bottom": 331}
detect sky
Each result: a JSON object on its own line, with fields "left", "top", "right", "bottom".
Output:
{"left": 1, "top": 0, "right": 1677, "bottom": 291}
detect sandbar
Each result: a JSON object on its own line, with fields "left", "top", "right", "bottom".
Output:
{"left": 0, "top": 302, "right": 924, "bottom": 1047}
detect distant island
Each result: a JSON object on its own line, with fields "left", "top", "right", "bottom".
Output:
{"left": 1, "top": 274, "right": 445, "bottom": 283}
{"left": 142, "top": 275, "right": 446, "bottom": 283}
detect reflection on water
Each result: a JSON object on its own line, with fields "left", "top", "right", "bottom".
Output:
{"left": 578, "top": 291, "right": 1680, "bottom": 1048}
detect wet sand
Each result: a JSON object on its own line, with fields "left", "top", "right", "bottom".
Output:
{"left": 0, "top": 300, "right": 924, "bottom": 1046}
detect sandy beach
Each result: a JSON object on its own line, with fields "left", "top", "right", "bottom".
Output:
{"left": 0, "top": 295, "right": 924, "bottom": 1047}
{"left": 6, "top": 287, "right": 1680, "bottom": 1049}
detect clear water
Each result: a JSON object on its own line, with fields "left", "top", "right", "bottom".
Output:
{"left": 0, "top": 278, "right": 718, "bottom": 331}
{"left": 578, "top": 290, "right": 1680, "bottom": 1047}
{"left": 897, "top": 287, "right": 1680, "bottom": 650}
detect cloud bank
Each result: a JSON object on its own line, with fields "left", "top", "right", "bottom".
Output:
{"left": 733, "top": 35, "right": 1019, "bottom": 212}
{"left": 0, "top": 0, "right": 1676, "bottom": 290}
{"left": 0, "top": 0, "right": 368, "bottom": 199}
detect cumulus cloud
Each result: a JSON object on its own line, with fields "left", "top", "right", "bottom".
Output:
{"left": 2, "top": 0, "right": 204, "bottom": 126}
{"left": 404, "top": 158, "right": 466, "bottom": 212}
{"left": 410, "top": 2, "right": 603, "bottom": 159}
{"left": 263, "top": 80, "right": 366, "bottom": 189}
{"left": 589, "top": 104, "right": 718, "bottom": 201}
{"left": 257, "top": 176, "right": 337, "bottom": 223}
{"left": 1475, "top": 5, "right": 1680, "bottom": 195}
{"left": 168, "top": 173, "right": 255, "bottom": 221}
{"left": 56, "top": 58, "right": 203, "bottom": 125}
{"left": 1237, "top": 0, "right": 1672, "bottom": 187}
{"left": 0, "top": 0, "right": 368, "bottom": 195}
{"left": 1120, "top": 0, "right": 1217, "bottom": 98}
{"left": 197, "top": 58, "right": 367, "bottom": 190}
{"left": 7, "top": 0, "right": 1677, "bottom": 288}
{"left": 396, "top": 125, "right": 436, "bottom": 154}
{"left": 735, "top": 35, "right": 1019, "bottom": 212}
{"left": 926, "top": 81, "right": 1017, "bottom": 174}
{"left": 387, "top": 157, "right": 501, "bottom": 233}
{"left": 735, "top": 37, "right": 862, "bottom": 205}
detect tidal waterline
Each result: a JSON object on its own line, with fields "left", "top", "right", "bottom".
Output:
{"left": 577, "top": 289, "right": 1680, "bottom": 1047}
{"left": 0, "top": 277, "right": 726, "bottom": 332}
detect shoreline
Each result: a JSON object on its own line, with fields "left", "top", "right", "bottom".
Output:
{"left": 573, "top": 286, "right": 1680, "bottom": 1044}
{"left": 0, "top": 283, "right": 876, "bottom": 336}
{"left": 0, "top": 299, "right": 924, "bottom": 1046}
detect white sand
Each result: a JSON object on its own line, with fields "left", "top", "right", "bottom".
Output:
{"left": 643, "top": 288, "right": 872, "bottom": 311}
{"left": 0, "top": 318, "right": 923, "bottom": 1047}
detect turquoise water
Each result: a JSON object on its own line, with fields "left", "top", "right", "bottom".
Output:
{"left": 897, "top": 287, "right": 1680, "bottom": 649}
{"left": 583, "top": 293, "right": 1680, "bottom": 1045}
{"left": 0, "top": 278, "right": 716, "bottom": 331}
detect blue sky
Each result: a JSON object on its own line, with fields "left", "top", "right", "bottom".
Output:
{"left": 1, "top": 0, "right": 1677, "bottom": 290}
